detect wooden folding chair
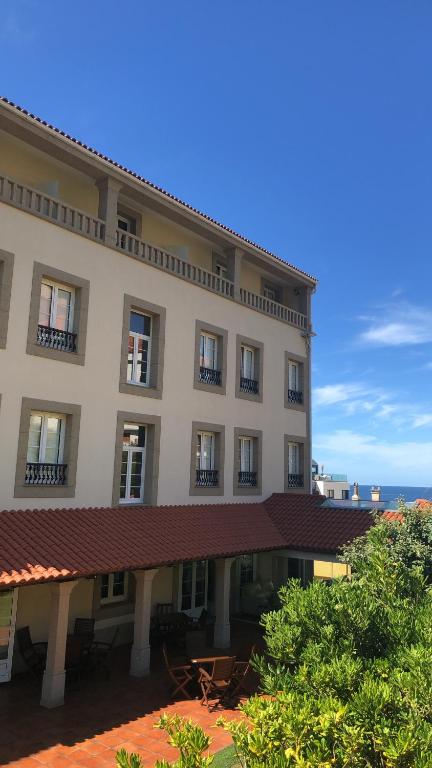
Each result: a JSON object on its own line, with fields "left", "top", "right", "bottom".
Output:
{"left": 230, "top": 644, "right": 256, "bottom": 698}
{"left": 162, "top": 643, "right": 193, "bottom": 700}
{"left": 198, "top": 656, "right": 236, "bottom": 710}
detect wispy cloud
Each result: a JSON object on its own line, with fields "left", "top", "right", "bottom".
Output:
{"left": 314, "top": 382, "right": 389, "bottom": 416}
{"left": 358, "top": 302, "right": 432, "bottom": 347}
{"left": 314, "top": 429, "right": 432, "bottom": 485}
{"left": 413, "top": 414, "right": 432, "bottom": 428}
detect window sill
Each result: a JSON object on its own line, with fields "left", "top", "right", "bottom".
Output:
{"left": 14, "top": 484, "right": 76, "bottom": 498}
{"left": 193, "top": 379, "right": 226, "bottom": 396}
{"left": 190, "top": 484, "right": 224, "bottom": 497}
{"left": 26, "top": 341, "right": 85, "bottom": 366}
{"left": 119, "top": 380, "right": 162, "bottom": 399}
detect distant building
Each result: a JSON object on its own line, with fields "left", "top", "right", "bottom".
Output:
{"left": 312, "top": 459, "right": 350, "bottom": 500}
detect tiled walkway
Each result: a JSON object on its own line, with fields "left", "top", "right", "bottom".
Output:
{"left": 0, "top": 623, "right": 261, "bottom": 768}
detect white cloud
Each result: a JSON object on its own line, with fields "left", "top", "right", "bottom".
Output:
{"left": 314, "top": 382, "right": 389, "bottom": 416}
{"left": 358, "top": 303, "right": 432, "bottom": 347}
{"left": 313, "top": 429, "right": 432, "bottom": 485}
{"left": 413, "top": 414, "right": 432, "bottom": 428}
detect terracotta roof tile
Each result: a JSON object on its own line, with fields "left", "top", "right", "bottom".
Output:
{"left": 0, "top": 96, "right": 316, "bottom": 284}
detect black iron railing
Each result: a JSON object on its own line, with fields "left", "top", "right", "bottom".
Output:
{"left": 25, "top": 462, "right": 67, "bottom": 486}
{"left": 196, "top": 469, "right": 219, "bottom": 487}
{"left": 199, "top": 367, "right": 222, "bottom": 386}
{"left": 240, "top": 377, "right": 259, "bottom": 395}
{"left": 287, "top": 389, "right": 303, "bottom": 405}
{"left": 238, "top": 471, "right": 257, "bottom": 487}
{"left": 287, "top": 473, "right": 304, "bottom": 488}
{"left": 37, "top": 325, "right": 77, "bottom": 353}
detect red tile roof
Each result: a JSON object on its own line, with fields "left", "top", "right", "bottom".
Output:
{"left": 0, "top": 96, "right": 317, "bottom": 285}
{"left": 0, "top": 502, "right": 286, "bottom": 587}
{"left": 264, "top": 494, "right": 374, "bottom": 554}
{"left": 0, "top": 494, "right": 379, "bottom": 588}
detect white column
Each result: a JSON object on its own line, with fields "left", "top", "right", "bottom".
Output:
{"left": 130, "top": 569, "right": 158, "bottom": 677}
{"left": 225, "top": 247, "right": 243, "bottom": 300}
{"left": 95, "top": 176, "right": 123, "bottom": 247}
{"left": 40, "top": 580, "right": 78, "bottom": 708}
{"left": 214, "top": 557, "right": 235, "bottom": 649}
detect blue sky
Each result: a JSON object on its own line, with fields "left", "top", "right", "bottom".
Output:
{"left": 2, "top": 1, "right": 432, "bottom": 485}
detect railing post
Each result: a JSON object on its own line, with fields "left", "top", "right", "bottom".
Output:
{"left": 95, "top": 177, "right": 123, "bottom": 247}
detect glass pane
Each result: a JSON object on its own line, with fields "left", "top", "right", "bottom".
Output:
{"left": 127, "top": 335, "right": 134, "bottom": 382}
{"left": 123, "top": 425, "right": 146, "bottom": 448}
{"left": 55, "top": 289, "right": 72, "bottom": 331}
{"left": 100, "top": 575, "right": 109, "bottom": 599}
{"left": 200, "top": 334, "right": 216, "bottom": 369}
{"left": 27, "top": 415, "right": 42, "bottom": 462}
{"left": 136, "top": 338, "right": 149, "bottom": 384}
{"left": 44, "top": 417, "right": 62, "bottom": 464}
{"left": 38, "top": 283, "right": 52, "bottom": 327}
{"left": 112, "top": 572, "right": 125, "bottom": 597}
{"left": 242, "top": 348, "right": 254, "bottom": 378}
{"left": 181, "top": 563, "right": 193, "bottom": 611}
{"left": 130, "top": 311, "right": 151, "bottom": 336}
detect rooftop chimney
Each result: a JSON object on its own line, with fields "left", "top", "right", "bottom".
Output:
{"left": 352, "top": 481, "right": 360, "bottom": 501}
{"left": 371, "top": 486, "right": 382, "bottom": 502}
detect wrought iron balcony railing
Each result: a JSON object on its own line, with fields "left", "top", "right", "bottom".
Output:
{"left": 240, "top": 376, "right": 259, "bottom": 395}
{"left": 199, "top": 367, "right": 222, "bottom": 386}
{"left": 196, "top": 469, "right": 219, "bottom": 487}
{"left": 25, "top": 462, "right": 67, "bottom": 486}
{"left": 287, "top": 473, "right": 304, "bottom": 489}
{"left": 37, "top": 324, "right": 77, "bottom": 353}
{"left": 238, "top": 471, "right": 257, "bottom": 487}
{"left": 287, "top": 389, "right": 303, "bottom": 405}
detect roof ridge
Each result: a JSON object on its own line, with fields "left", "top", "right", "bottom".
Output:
{"left": 0, "top": 96, "right": 317, "bottom": 284}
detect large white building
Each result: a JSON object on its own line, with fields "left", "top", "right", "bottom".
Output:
{"left": 0, "top": 99, "right": 361, "bottom": 708}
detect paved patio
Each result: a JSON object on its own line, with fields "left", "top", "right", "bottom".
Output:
{"left": 0, "top": 620, "right": 262, "bottom": 768}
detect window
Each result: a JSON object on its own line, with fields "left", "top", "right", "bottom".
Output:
{"left": 194, "top": 321, "right": 227, "bottom": 394}
{"left": 190, "top": 421, "right": 225, "bottom": 495}
{"left": 214, "top": 262, "right": 228, "bottom": 279}
{"left": 327, "top": 489, "right": 335, "bottom": 499}
{"left": 287, "top": 442, "right": 302, "bottom": 488}
{"left": 15, "top": 398, "right": 81, "bottom": 498}
{"left": 341, "top": 489, "right": 349, "bottom": 500}
{"left": 263, "top": 284, "right": 277, "bottom": 301}
{"left": 127, "top": 311, "right": 152, "bottom": 387}
{"left": 120, "top": 424, "right": 146, "bottom": 504}
{"left": 233, "top": 427, "right": 262, "bottom": 495}
{"left": 117, "top": 214, "right": 135, "bottom": 233}
{"left": 284, "top": 435, "right": 309, "bottom": 493}
{"left": 180, "top": 561, "right": 208, "bottom": 614}
{"left": 0, "top": 249, "right": 14, "bottom": 350}
{"left": 112, "top": 411, "right": 161, "bottom": 506}
{"left": 25, "top": 412, "right": 66, "bottom": 486}
{"left": 236, "top": 335, "right": 263, "bottom": 402}
{"left": 196, "top": 431, "right": 217, "bottom": 486}
{"left": 119, "top": 296, "right": 166, "bottom": 399}
{"left": 239, "top": 554, "right": 254, "bottom": 586}
{"left": 27, "top": 263, "right": 89, "bottom": 365}
{"left": 100, "top": 572, "right": 128, "bottom": 603}
{"left": 284, "top": 353, "right": 307, "bottom": 409}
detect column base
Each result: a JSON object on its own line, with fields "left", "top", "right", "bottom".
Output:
{"left": 214, "top": 621, "right": 230, "bottom": 649}
{"left": 129, "top": 644, "right": 151, "bottom": 677}
{"left": 40, "top": 670, "right": 66, "bottom": 708}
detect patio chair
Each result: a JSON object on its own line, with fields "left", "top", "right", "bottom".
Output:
{"left": 73, "top": 617, "right": 95, "bottom": 652}
{"left": 230, "top": 645, "right": 256, "bottom": 698}
{"left": 162, "top": 643, "right": 193, "bottom": 700}
{"left": 198, "top": 656, "right": 236, "bottom": 710}
{"left": 156, "top": 603, "right": 174, "bottom": 615}
{"left": 89, "top": 627, "right": 119, "bottom": 679}
{"left": 16, "top": 626, "right": 47, "bottom": 676}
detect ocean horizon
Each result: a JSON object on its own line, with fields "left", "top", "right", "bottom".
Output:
{"left": 352, "top": 485, "right": 432, "bottom": 504}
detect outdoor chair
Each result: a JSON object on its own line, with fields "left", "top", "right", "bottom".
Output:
{"left": 16, "top": 626, "right": 47, "bottom": 676}
{"left": 73, "top": 617, "right": 95, "bottom": 652}
{"left": 156, "top": 603, "right": 174, "bottom": 615}
{"left": 88, "top": 627, "right": 119, "bottom": 679}
{"left": 198, "top": 656, "right": 236, "bottom": 710}
{"left": 230, "top": 644, "right": 256, "bottom": 698}
{"left": 162, "top": 643, "right": 194, "bottom": 700}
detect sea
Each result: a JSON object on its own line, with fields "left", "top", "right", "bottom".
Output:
{"left": 352, "top": 485, "right": 432, "bottom": 505}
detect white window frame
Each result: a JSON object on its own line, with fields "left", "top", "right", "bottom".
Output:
{"left": 127, "top": 311, "right": 152, "bottom": 387}
{"left": 100, "top": 572, "right": 129, "bottom": 604}
{"left": 39, "top": 279, "right": 74, "bottom": 332}
{"left": 263, "top": 284, "right": 278, "bottom": 301}
{"left": 196, "top": 431, "right": 215, "bottom": 470}
{"left": 120, "top": 424, "right": 146, "bottom": 504}
{"left": 288, "top": 360, "right": 300, "bottom": 392}
{"left": 287, "top": 442, "right": 300, "bottom": 475}
{"left": 241, "top": 345, "right": 255, "bottom": 380}
{"left": 118, "top": 214, "right": 134, "bottom": 233}
{"left": 199, "top": 332, "right": 218, "bottom": 371}
{"left": 27, "top": 412, "right": 66, "bottom": 464}
{"left": 178, "top": 560, "right": 208, "bottom": 616}
{"left": 239, "top": 436, "right": 254, "bottom": 473}
{"left": 237, "top": 553, "right": 256, "bottom": 587}
{"left": 214, "top": 261, "right": 228, "bottom": 279}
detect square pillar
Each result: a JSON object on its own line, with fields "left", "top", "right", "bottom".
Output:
{"left": 214, "top": 557, "right": 235, "bottom": 649}
{"left": 130, "top": 568, "right": 158, "bottom": 677}
{"left": 95, "top": 176, "right": 123, "bottom": 247}
{"left": 225, "top": 247, "right": 243, "bottom": 300}
{"left": 40, "top": 580, "right": 78, "bottom": 708}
